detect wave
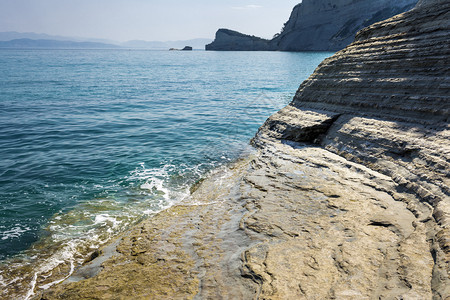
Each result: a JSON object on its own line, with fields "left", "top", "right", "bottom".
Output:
{"left": 0, "top": 161, "right": 204, "bottom": 300}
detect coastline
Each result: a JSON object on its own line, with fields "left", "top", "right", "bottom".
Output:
{"left": 40, "top": 155, "right": 258, "bottom": 299}
{"left": 18, "top": 0, "right": 450, "bottom": 298}
{"left": 40, "top": 137, "right": 444, "bottom": 299}
{"left": 0, "top": 51, "right": 331, "bottom": 299}
{"left": 2, "top": 154, "right": 256, "bottom": 300}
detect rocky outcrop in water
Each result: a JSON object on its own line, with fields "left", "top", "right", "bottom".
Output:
{"left": 205, "top": 29, "right": 271, "bottom": 51}
{"left": 206, "top": 0, "right": 418, "bottom": 51}
{"left": 39, "top": 0, "right": 449, "bottom": 299}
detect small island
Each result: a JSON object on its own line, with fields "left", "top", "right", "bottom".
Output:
{"left": 169, "top": 46, "right": 193, "bottom": 51}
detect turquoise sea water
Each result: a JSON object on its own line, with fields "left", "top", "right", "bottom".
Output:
{"left": 0, "top": 49, "right": 331, "bottom": 294}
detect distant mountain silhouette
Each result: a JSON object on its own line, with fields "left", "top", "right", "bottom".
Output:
{"left": 0, "top": 31, "right": 117, "bottom": 44}
{"left": 0, "top": 39, "right": 120, "bottom": 49}
{"left": 0, "top": 32, "right": 212, "bottom": 50}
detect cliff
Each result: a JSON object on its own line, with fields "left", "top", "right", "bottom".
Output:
{"left": 251, "top": 0, "right": 450, "bottom": 296}
{"left": 34, "top": 0, "right": 449, "bottom": 299}
{"left": 206, "top": 0, "right": 418, "bottom": 51}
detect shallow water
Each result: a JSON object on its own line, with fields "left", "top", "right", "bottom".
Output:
{"left": 0, "top": 49, "right": 332, "bottom": 298}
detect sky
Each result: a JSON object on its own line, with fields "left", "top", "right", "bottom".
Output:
{"left": 0, "top": 0, "right": 301, "bottom": 42}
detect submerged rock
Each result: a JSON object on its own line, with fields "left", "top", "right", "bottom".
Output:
{"left": 40, "top": 0, "right": 449, "bottom": 299}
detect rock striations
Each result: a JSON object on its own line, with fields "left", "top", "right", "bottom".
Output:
{"left": 38, "top": 0, "right": 449, "bottom": 299}
{"left": 206, "top": 0, "right": 418, "bottom": 51}
{"left": 252, "top": 0, "right": 450, "bottom": 297}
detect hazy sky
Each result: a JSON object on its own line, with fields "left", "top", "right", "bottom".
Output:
{"left": 0, "top": 0, "right": 301, "bottom": 42}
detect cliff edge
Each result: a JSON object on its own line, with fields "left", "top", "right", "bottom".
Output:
{"left": 206, "top": 0, "right": 418, "bottom": 51}
{"left": 36, "top": 0, "right": 449, "bottom": 299}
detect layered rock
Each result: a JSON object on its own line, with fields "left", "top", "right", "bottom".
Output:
{"left": 252, "top": 0, "right": 450, "bottom": 296}
{"left": 253, "top": 0, "right": 450, "bottom": 213}
{"left": 38, "top": 0, "right": 449, "bottom": 299}
{"left": 206, "top": 0, "right": 418, "bottom": 51}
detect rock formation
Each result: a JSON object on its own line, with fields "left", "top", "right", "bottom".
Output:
{"left": 206, "top": 0, "right": 418, "bottom": 51}
{"left": 35, "top": 0, "right": 449, "bottom": 299}
{"left": 205, "top": 29, "right": 271, "bottom": 51}
{"left": 251, "top": 0, "right": 450, "bottom": 297}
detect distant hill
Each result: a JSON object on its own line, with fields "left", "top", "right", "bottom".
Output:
{"left": 121, "top": 38, "right": 212, "bottom": 50}
{"left": 0, "top": 32, "right": 212, "bottom": 50}
{"left": 0, "top": 39, "right": 121, "bottom": 49}
{"left": 0, "top": 31, "right": 117, "bottom": 44}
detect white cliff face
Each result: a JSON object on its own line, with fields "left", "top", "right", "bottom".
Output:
{"left": 273, "top": 0, "right": 418, "bottom": 50}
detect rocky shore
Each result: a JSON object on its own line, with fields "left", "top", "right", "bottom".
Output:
{"left": 39, "top": 0, "right": 449, "bottom": 298}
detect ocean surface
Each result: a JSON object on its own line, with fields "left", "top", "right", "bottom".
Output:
{"left": 0, "top": 49, "right": 332, "bottom": 297}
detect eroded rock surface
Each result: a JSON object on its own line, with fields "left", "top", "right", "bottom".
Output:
{"left": 41, "top": 141, "right": 443, "bottom": 299}
{"left": 242, "top": 141, "right": 437, "bottom": 299}
{"left": 252, "top": 0, "right": 450, "bottom": 297}
{"left": 41, "top": 0, "right": 449, "bottom": 299}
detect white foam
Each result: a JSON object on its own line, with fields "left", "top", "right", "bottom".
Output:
{"left": 21, "top": 242, "right": 79, "bottom": 298}
{"left": 39, "top": 260, "right": 74, "bottom": 290}
{"left": 24, "top": 272, "right": 37, "bottom": 300}
{"left": 1, "top": 225, "right": 30, "bottom": 240}
{"left": 5, "top": 162, "right": 202, "bottom": 299}
{"left": 93, "top": 214, "right": 122, "bottom": 228}
{"left": 130, "top": 163, "right": 189, "bottom": 205}
{"left": 0, "top": 274, "right": 5, "bottom": 287}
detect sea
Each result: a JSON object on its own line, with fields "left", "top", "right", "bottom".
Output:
{"left": 0, "top": 49, "right": 332, "bottom": 298}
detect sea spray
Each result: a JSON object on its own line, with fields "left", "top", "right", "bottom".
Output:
{"left": 0, "top": 162, "right": 207, "bottom": 299}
